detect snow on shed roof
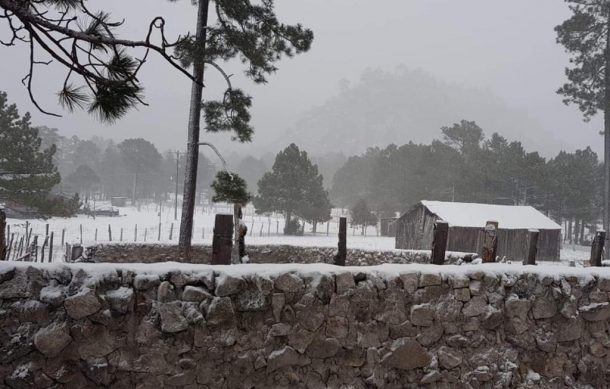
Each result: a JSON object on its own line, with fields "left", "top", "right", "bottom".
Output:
{"left": 419, "top": 200, "right": 561, "bottom": 230}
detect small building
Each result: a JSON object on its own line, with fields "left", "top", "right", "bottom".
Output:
{"left": 380, "top": 217, "right": 398, "bottom": 237}
{"left": 395, "top": 201, "right": 562, "bottom": 261}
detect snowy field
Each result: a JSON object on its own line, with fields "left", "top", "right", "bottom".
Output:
{"left": 3, "top": 201, "right": 592, "bottom": 266}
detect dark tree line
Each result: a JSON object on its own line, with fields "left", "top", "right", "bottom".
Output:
{"left": 331, "top": 120, "right": 602, "bottom": 242}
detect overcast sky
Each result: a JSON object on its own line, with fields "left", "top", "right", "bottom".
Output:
{"left": 0, "top": 0, "right": 602, "bottom": 157}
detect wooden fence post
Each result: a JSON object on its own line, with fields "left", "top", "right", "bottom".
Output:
{"left": 590, "top": 230, "right": 606, "bottom": 267}
{"left": 41, "top": 236, "right": 49, "bottom": 263}
{"left": 49, "top": 232, "right": 54, "bottom": 263}
{"left": 61, "top": 229, "right": 65, "bottom": 246}
{"left": 334, "top": 217, "right": 347, "bottom": 266}
{"left": 212, "top": 214, "right": 233, "bottom": 265}
{"left": 481, "top": 221, "right": 499, "bottom": 263}
{"left": 120, "top": 228, "right": 123, "bottom": 242}
{"left": 158, "top": 223, "right": 162, "bottom": 241}
{"left": 259, "top": 224, "right": 264, "bottom": 237}
{"left": 134, "top": 224, "right": 138, "bottom": 242}
{"left": 169, "top": 223, "right": 174, "bottom": 241}
{"left": 108, "top": 224, "right": 112, "bottom": 242}
{"left": 523, "top": 229, "right": 539, "bottom": 265}
{"left": 0, "top": 209, "right": 5, "bottom": 261}
{"left": 79, "top": 224, "right": 83, "bottom": 245}
{"left": 94, "top": 228, "right": 98, "bottom": 242}
{"left": 431, "top": 221, "right": 449, "bottom": 265}
{"left": 326, "top": 222, "right": 330, "bottom": 236}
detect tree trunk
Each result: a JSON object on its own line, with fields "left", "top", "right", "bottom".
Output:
{"left": 179, "top": 0, "right": 210, "bottom": 255}
{"left": 232, "top": 203, "right": 241, "bottom": 263}
{"left": 312, "top": 222, "right": 317, "bottom": 234}
{"left": 284, "top": 211, "right": 291, "bottom": 234}
{"left": 580, "top": 220, "right": 586, "bottom": 245}
{"left": 567, "top": 220, "right": 573, "bottom": 244}
{"left": 574, "top": 219, "right": 580, "bottom": 246}
{"left": 604, "top": 8, "right": 610, "bottom": 258}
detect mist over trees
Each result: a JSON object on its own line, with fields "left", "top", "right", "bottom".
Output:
{"left": 331, "top": 120, "right": 601, "bottom": 238}
{"left": 279, "top": 67, "right": 562, "bottom": 157}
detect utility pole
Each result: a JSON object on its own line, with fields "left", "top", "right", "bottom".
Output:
{"left": 174, "top": 151, "right": 180, "bottom": 221}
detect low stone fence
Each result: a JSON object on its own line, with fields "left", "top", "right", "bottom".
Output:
{"left": 86, "top": 244, "right": 468, "bottom": 266}
{"left": 1, "top": 261, "right": 610, "bottom": 388}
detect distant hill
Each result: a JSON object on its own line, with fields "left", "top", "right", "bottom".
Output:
{"left": 274, "top": 67, "right": 564, "bottom": 156}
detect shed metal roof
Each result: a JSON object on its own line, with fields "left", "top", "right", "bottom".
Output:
{"left": 414, "top": 200, "right": 561, "bottom": 230}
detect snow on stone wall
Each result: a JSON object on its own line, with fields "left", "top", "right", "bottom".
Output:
{"left": 87, "top": 243, "right": 468, "bottom": 266}
{"left": 1, "top": 262, "right": 610, "bottom": 388}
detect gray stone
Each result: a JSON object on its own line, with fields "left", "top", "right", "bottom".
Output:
{"left": 306, "top": 337, "right": 340, "bottom": 358}
{"left": 272, "top": 293, "right": 285, "bottom": 322}
{"left": 236, "top": 275, "right": 272, "bottom": 311}
{"left": 505, "top": 296, "right": 530, "bottom": 319}
{"left": 450, "top": 274, "right": 470, "bottom": 289}
{"left": 275, "top": 273, "right": 304, "bottom": 293}
{"left": 438, "top": 346, "right": 462, "bottom": 369}
{"left": 532, "top": 297, "right": 557, "bottom": 319}
{"left": 288, "top": 326, "right": 315, "bottom": 353}
{"left": 411, "top": 304, "right": 434, "bottom": 326}
{"left": 462, "top": 296, "right": 487, "bottom": 317}
{"left": 579, "top": 302, "right": 610, "bottom": 322}
{"left": 64, "top": 288, "right": 101, "bottom": 319}
{"left": 469, "top": 280, "right": 482, "bottom": 295}
{"left": 157, "top": 281, "right": 176, "bottom": 302}
{"left": 455, "top": 288, "right": 471, "bottom": 302}
{"left": 336, "top": 272, "right": 355, "bottom": 294}
{"left": 267, "top": 346, "right": 310, "bottom": 372}
{"left": 159, "top": 302, "right": 188, "bottom": 333}
{"left": 133, "top": 274, "right": 160, "bottom": 290}
{"left": 104, "top": 287, "right": 134, "bottom": 314}
{"left": 381, "top": 338, "right": 431, "bottom": 370}
{"left": 34, "top": 322, "right": 72, "bottom": 357}
{"left": 269, "top": 323, "right": 291, "bottom": 337}
{"left": 215, "top": 274, "right": 244, "bottom": 297}
{"left": 421, "top": 370, "right": 442, "bottom": 384}
{"left": 0, "top": 267, "right": 41, "bottom": 299}
{"left": 417, "top": 324, "right": 444, "bottom": 346}
{"left": 481, "top": 306, "right": 503, "bottom": 330}
{"left": 182, "top": 286, "right": 210, "bottom": 302}
{"left": 39, "top": 285, "right": 66, "bottom": 306}
{"left": 206, "top": 297, "right": 235, "bottom": 326}
{"left": 420, "top": 273, "right": 442, "bottom": 287}
{"left": 558, "top": 318, "right": 582, "bottom": 342}
{"left": 78, "top": 324, "right": 117, "bottom": 358}
{"left": 400, "top": 272, "right": 419, "bottom": 294}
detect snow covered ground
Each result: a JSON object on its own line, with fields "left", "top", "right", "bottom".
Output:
{"left": 3, "top": 201, "right": 592, "bottom": 266}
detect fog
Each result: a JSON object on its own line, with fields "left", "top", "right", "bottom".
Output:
{"left": 0, "top": 0, "right": 600, "bottom": 158}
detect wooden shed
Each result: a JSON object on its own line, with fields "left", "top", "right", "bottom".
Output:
{"left": 395, "top": 201, "right": 562, "bottom": 261}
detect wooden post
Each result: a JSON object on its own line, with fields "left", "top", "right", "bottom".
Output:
{"left": 41, "top": 236, "right": 49, "bottom": 263}
{"left": 32, "top": 235, "right": 38, "bottom": 262}
{"left": 590, "top": 230, "right": 606, "bottom": 267}
{"left": 212, "top": 214, "right": 233, "bottom": 265}
{"left": 144, "top": 228, "right": 147, "bottom": 242}
{"left": 49, "top": 232, "right": 54, "bottom": 263}
{"left": 276, "top": 220, "right": 279, "bottom": 234}
{"left": 158, "top": 223, "right": 162, "bottom": 241}
{"left": 334, "top": 217, "right": 347, "bottom": 266}
{"left": 259, "top": 223, "right": 263, "bottom": 237}
{"left": 0, "top": 210, "right": 5, "bottom": 261}
{"left": 108, "top": 224, "right": 112, "bottom": 242}
{"left": 120, "top": 228, "right": 123, "bottom": 242}
{"left": 202, "top": 227, "right": 205, "bottom": 240}
{"left": 326, "top": 222, "right": 330, "bottom": 236}
{"left": 45, "top": 223, "right": 49, "bottom": 237}
{"left": 70, "top": 245, "right": 83, "bottom": 262}
{"left": 481, "top": 221, "right": 499, "bottom": 263}
{"left": 524, "top": 229, "right": 539, "bottom": 265}
{"left": 79, "top": 224, "right": 83, "bottom": 245}
{"left": 6, "top": 233, "right": 14, "bottom": 261}
{"left": 134, "top": 224, "right": 138, "bottom": 242}
{"left": 169, "top": 223, "right": 174, "bottom": 240}
{"left": 24, "top": 221, "right": 29, "bottom": 247}
{"left": 431, "top": 221, "right": 449, "bottom": 265}
{"left": 61, "top": 229, "right": 65, "bottom": 246}
{"left": 94, "top": 228, "right": 98, "bottom": 241}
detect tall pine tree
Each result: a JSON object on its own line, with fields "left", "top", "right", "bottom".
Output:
{"left": 254, "top": 144, "right": 331, "bottom": 235}
{"left": 556, "top": 1, "right": 610, "bottom": 239}
{"left": 0, "top": 91, "right": 61, "bottom": 211}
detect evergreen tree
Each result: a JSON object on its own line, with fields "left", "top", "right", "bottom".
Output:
{"left": 0, "top": 91, "right": 61, "bottom": 212}
{"left": 117, "top": 138, "right": 162, "bottom": 202}
{"left": 555, "top": 1, "right": 610, "bottom": 238}
{"left": 350, "top": 199, "right": 378, "bottom": 235}
{"left": 254, "top": 144, "right": 331, "bottom": 235}
{"left": 66, "top": 164, "right": 100, "bottom": 198}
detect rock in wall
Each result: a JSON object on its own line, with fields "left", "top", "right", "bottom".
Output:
{"left": 0, "top": 262, "right": 609, "bottom": 388}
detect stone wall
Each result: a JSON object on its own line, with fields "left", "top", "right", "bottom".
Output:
{"left": 1, "top": 262, "right": 610, "bottom": 388}
{"left": 86, "top": 244, "right": 467, "bottom": 266}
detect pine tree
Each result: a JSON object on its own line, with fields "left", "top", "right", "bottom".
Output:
{"left": 350, "top": 199, "right": 377, "bottom": 235}
{"left": 0, "top": 91, "right": 61, "bottom": 211}
{"left": 66, "top": 164, "right": 100, "bottom": 198}
{"left": 254, "top": 144, "right": 331, "bottom": 235}
{"left": 555, "top": 1, "right": 610, "bottom": 240}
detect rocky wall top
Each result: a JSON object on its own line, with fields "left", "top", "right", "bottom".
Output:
{"left": 1, "top": 261, "right": 610, "bottom": 388}
{"left": 86, "top": 244, "right": 469, "bottom": 266}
